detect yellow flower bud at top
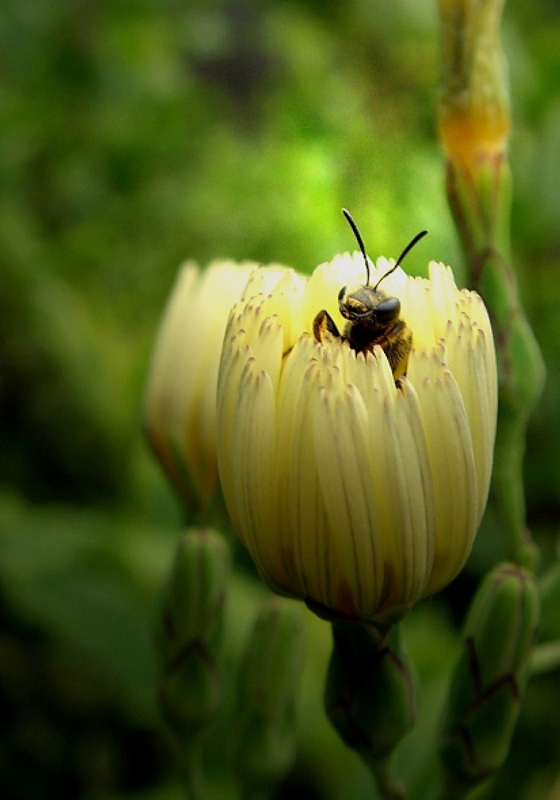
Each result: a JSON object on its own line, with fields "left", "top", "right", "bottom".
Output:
{"left": 144, "top": 260, "right": 257, "bottom": 508}
{"left": 438, "top": 0, "right": 510, "bottom": 171}
{"left": 217, "top": 254, "right": 497, "bottom": 625}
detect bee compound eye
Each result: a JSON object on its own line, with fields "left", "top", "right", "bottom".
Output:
{"left": 375, "top": 296, "right": 401, "bottom": 322}
{"left": 337, "top": 286, "right": 347, "bottom": 302}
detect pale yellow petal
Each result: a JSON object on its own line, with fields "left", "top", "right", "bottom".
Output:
{"left": 445, "top": 316, "right": 497, "bottom": 520}
{"left": 379, "top": 382, "right": 436, "bottom": 606}
{"left": 216, "top": 329, "right": 251, "bottom": 532}
{"left": 312, "top": 378, "right": 385, "bottom": 618}
{"left": 241, "top": 264, "right": 293, "bottom": 300}
{"left": 265, "top": 269, "right": 309, "bottom": 351}
{"left": 230, "top": 361, "right": 277, "bottom": 575}
{"left": 273, "top": 337, "right": 331, "bottom": 602}
{"left": 413, "top": 354, "right": 478, "bottom": 594}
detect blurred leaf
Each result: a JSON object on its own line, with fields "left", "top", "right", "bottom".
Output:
{"left": 0, "top": 492, "right": 170, "bottom": 723}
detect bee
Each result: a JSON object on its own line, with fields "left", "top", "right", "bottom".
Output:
{"left": 313, "top": 209, "right": 427, "bottom": 381}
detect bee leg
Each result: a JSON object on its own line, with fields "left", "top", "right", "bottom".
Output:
{"left": 313, "top": 310, "right": 341, "bottom": 343}
{"left": 383, "top": 323, "right": 412, "bottom": 382}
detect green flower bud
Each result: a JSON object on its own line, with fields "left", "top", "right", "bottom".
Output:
{"left": 439, "top": 563, "right": 539, "bottom": 791}
{"left": 234, "top": 598, "right": 305, "bottom": 792}
{"left": 156, "top": 528, "right": 230, "bottom": 739}
{"left": 325, "top": 622, "right": 415, "bottom": 799}
{"left": 438, "top": 0, "right": 511, "bottom": 259}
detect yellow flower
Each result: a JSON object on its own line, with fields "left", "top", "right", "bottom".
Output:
{"left": 217, "top": 254, "right": 497, "bottom": 625}
{"left": 144, "top": 259, "right": 258, "bottom": 509}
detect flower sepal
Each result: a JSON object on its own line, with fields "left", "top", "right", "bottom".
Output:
{"left": 325, "top": 621, "right": 415, "bottom": 799}
{"left": 305, "top": 596, "right": 412, "bottom": 629}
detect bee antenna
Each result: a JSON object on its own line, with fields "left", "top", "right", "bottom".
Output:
{"left": 342, "top": 208, "right": 370, "bottom": 285}
{"left": 372, "top": 229, "right": 428, "bottom": 291}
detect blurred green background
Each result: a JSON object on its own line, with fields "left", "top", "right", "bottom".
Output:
{"left": 1, "top": 0, "right": 559, "bottom": 798}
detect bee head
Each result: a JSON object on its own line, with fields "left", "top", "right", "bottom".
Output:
{"left": 338, "top": 284, "right": 401, "bottom": 323}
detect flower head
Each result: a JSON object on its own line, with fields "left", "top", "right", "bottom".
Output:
{"left": 144, "top": 260, "right": 257, "bottom": 509}
{"left": 217, "top": 253, "right": 497, "bottom": 625}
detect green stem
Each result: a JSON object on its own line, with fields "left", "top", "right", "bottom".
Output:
{"left": 443, "top": 104, "right": 544, "bottom": 574}
{"left": 179, "top": 735, "right": 208, "bottom": 800}
{"left": 492, "top": 402, "right": 539, "bottom": 569}
{"left": 478, "top": 248, "right": 544, "bottom": 569}
{"left": 362, "top": 751, "right": 406, "bottom": 800}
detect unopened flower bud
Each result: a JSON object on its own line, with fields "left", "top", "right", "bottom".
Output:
{"left": 325, "top": 622, "right": 414, "bottom": 799}
{"left": 439, "top": 563, "right": 539, "bottom": 790}
{"left": 234, "top": 598, "right": 305, "bottom": 792}
{"left": 156, "top": 529, "right": 230, "bottom": 738}
{"left": 438, "top": 0, "right": 510, "bottom": 172}
{"left": 144, "top": 261, "right": 256, "bottom": 510}
{"left": 326, "top": 622, "right": 415, "bottom": 757}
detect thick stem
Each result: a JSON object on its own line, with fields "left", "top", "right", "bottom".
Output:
{"left": 492, "top": 405, "right": 539, "bottom": 569}
{"left": 479, "top": 248, "right": 544, "bottom": 569}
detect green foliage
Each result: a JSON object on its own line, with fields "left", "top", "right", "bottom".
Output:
{"left": 0, "top": 1, "right": 559, "bottom": 798}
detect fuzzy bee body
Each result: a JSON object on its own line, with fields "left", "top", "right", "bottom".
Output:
{"left": 313, "top": 210, "right": 426, "bottom": 382}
